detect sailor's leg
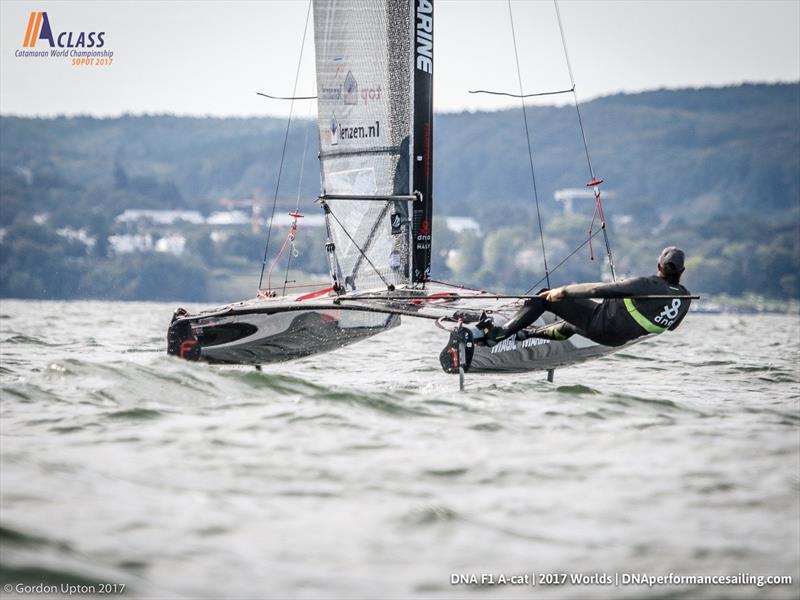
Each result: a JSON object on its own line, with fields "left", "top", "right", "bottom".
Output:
{"left": 546, "top": 298, "right": 599, "bottom": 334}
{"left": 546, "top": 299, "right": 633, "bottom": 346}
{"left": 485, "top": 297, "right": 546, "bottom": 343}
{"left": 521, "top": 321, "right": 580, "bottom": 341}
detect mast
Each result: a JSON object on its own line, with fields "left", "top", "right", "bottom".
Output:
{"left": 411, "top": 0, "right": 434, "bottom": 285}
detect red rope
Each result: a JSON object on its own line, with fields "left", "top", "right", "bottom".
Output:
{"left": 261, "top": 213, "right": 303, "bottom": 295}
{"left": 586, "top": 178, "right": 605, "bottom": 261}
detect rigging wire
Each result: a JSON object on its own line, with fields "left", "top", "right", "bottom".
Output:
{"left": 468, "top": 86, "right": 574, "bottom": 99}
{"left": 257, "top": 0, "right": 312, "bottom": 292}
{"left": 494, "top": 227, "right": 605, "bottom": 312}
{"left": 524, "top": 227, "right": 604, "bottom": 295}
{"left": 281, "top": 85, "right": 317, "bottom": 296}
{"left": 257, "top": 92, "right": 317, "bottom": 101}
{"left": 322, "top": 202, "right": 394, "bottom": 291}
{"left": 507, "top": 0, "right": 550, "bottom": 288}
{"left": 553, "top": 0, "right": 617, "bottom": 280}
{"left": 264, "top": 217, "right": 301, "bottom": 294}
{"left": 428, "top": 278, "right": 490, "bottom": 294}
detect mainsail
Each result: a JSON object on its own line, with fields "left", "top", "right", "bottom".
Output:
{"left": 313, "top": 0, "right": 434, "bottom": 290}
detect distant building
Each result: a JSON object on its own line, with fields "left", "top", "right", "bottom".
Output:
{"left": 154, "top": 234, "right": 187, "bottom": 255}
{"left": 57, "top": 227, "right": 95, "bottom": 248}
{"left": 116, "top": 209, "right": 204, "bottom": 226}
{"left": 109, "top": 234, "right": 153, "bottom": 254}
{"left": 268, "top": 213, "right": 326, "bottom": 228}
{"left": 109, "top": 233, "right": 187, "bottom": 255}
{"left": 207, "top": 211, "right": 251, "bottom": 226}
{"left": 554, "top": 188, "right": 615, "bottom": 214}
{"left": 219, "top": 197, "right": 262, "bottom": 234}
{"left": 441, "top": 216, "right": 480, "bottom": 234}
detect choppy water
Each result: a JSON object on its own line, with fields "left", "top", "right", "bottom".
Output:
{"left": 1, "top": 300, "right": 798, "bottom": 599}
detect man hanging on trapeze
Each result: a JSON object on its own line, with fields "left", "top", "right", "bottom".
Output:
{"left": 478, "top": 246, "right": 692, "bottom": 348}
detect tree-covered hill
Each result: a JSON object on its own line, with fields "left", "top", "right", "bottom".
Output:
{"left": 1, "top": 83, "right": 798, "bottom": 301}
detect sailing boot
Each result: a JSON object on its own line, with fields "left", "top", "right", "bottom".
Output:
{"left": 480, "top": 297, "right": 548, "bottom": 347}
{"left": 475, "top": 313, "right": 507, "bottom": 347}
{"left": 517, "top": 322, "right": 575, "bottom": 342}
{"left": 450, "top": 310, "right": 484, "bottom": 323}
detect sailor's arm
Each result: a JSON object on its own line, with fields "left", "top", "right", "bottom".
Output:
{"left": 543, "top": 278, "right": 651, "bottom": 301}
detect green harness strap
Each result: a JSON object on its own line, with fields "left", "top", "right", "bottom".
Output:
{"left": 623, "top": 298, "right": 667, "bottom": 334}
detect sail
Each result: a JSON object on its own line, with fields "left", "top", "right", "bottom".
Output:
{"left": 313, "top": 0, "right": 433, "bottom": 290}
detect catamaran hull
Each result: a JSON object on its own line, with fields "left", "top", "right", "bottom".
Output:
{"left": 468, "top": 335, "right": 631, "bottom": 373}
{"left": 438, "top": 310, "right": 640, "bottom": 374}
{"left": 168, "top": 305, "right": 399, "bottom": 365}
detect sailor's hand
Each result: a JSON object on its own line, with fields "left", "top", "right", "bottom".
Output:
{"left": 539, "top": 287, "right": 566, "bottom": 302}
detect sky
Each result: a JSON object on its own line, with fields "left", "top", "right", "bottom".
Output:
{"left": 1, "top": 0, "right": 798, "bottom": 118}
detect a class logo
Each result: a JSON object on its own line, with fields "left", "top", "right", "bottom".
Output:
{"left": 22, "top": 11, "right": 54, "bottom": 47}
{"left": 15, "top": 11, "right": 115, "bottom": 65}
{"left": 23, "top": 11, "right": 105, "bottom": 48}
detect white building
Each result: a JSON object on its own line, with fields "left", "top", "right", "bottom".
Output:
{"left": 442, "top": 216, "right": 480, "bottom": 234}
{"left": 207, "top": 211, "right": 251, "bottom": 226}
{"left": 554, "top": 188, "right": 615, "bottom": 214}
{"left": 154, "top": 234, "right": 187, "bottom": 255}
{"left": 115, "top": 209, "right": 205, "bottom": 226}
{"left": 109, "top": 234, "right": 153, "bottom": 254}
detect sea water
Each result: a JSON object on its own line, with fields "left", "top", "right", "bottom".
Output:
{"left": 1, "top": 300, "right": 798, "bottom": 599}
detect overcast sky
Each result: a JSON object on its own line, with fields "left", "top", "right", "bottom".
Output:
{"left": 1, "top": 0, "right": 798, "bottom": 117}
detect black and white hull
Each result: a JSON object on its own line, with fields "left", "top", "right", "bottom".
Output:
{"left": 438, "top": 309, "right": 639, "bottom": 375}
{"left": 167, "top": 293, "right": 399, "bottom": 365}
{"left": 468, "top": 323, "right": 634, "bottom": 374}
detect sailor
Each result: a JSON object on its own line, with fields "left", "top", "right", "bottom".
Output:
{"left": 480, "top": 247, "right": 692, "bottom": 347}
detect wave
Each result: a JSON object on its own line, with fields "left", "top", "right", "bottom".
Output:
{"left": 2, "top": 334, "right": 51, "bottom": 346}
{"left": 556, "top": 384, "right": 601, "bottom": 395}
{"left": 106, "top": 408, "right": 165, "bottom": 420}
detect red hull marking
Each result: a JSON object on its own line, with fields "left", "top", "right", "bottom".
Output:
{"left": 409, "top": 292, "right": 459, "bottom": 305}
{"left": 296, "top": 287, "right": 334, "bottom": 302}
{"left": 179, "top": 340, "right": 197, "bottom": 359}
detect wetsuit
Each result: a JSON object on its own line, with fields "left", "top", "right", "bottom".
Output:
{"left": 492, "top": 276, "right": 691, "bottom": 347}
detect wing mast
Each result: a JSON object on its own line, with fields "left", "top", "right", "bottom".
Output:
{"left": 411, "top": 0, "right": 434, "bottom": 285}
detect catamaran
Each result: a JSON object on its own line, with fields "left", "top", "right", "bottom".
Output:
{"left": 166, "top": 0, "right": 650, "bottom": 377}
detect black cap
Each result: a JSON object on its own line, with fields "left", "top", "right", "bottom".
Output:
{"left": 658, "top": 246, "right": 685, "bottom": 272}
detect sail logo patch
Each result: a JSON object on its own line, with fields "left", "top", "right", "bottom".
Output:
{"left": 326, "top": 114, "right": 381, "bottom": 146}
{"left": 15, "top": 11, "right": 115, "bottom": 64}
{"left": 415, "top": 0, "right": 433, "bottom": 73}
{"left": 390, "top": 212, "right": 402, "bottom": 234}
{"left": 338, "top": 121, "right": 380, "bottom": 142}
{"left": 321, "top": 72, "right": 383, "bottom": 105}
{"left": 329, "top": 115, "right": 339, "bottom": 146}
{"left": 415, "top": 219, "right": 431, "bottom": 250}
{"left": 343, "top": 71, "right": 358, "bottom": 105}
